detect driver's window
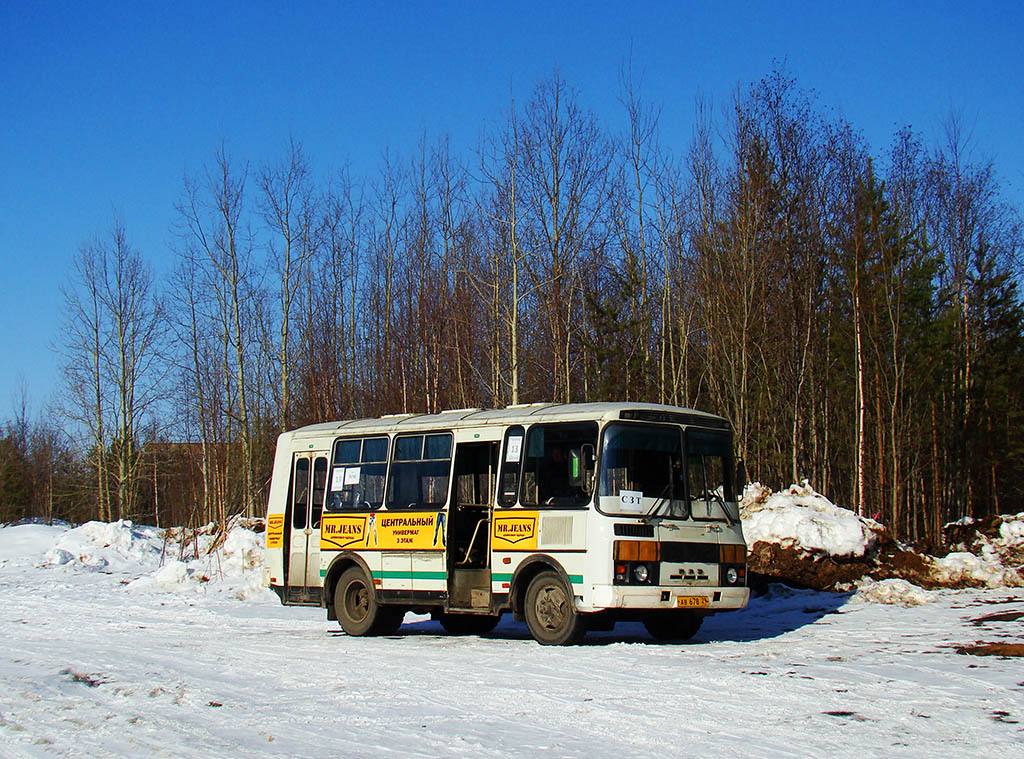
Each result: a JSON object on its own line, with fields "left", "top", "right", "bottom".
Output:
{"left": 520, "top": 422, "right": 597, "bottom": 508}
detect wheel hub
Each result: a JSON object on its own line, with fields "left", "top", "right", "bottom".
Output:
{"left": 535, "top": 586, "right": 567, "bottom": 630}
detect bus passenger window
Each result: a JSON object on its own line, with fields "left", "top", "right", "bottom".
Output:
{"left": 386, "top": 433, "right": 453, "bottom": 510}
{"left": 328, "top": 436, "right": 388, "bottom": 511}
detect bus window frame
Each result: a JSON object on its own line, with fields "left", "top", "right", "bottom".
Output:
{"left": 519, "top": 421, "right": 598, "bottom": 510}
{"left": 385, "top": 431, "right": 455, "bottom": 511}
{"left": 327, "top": 434, "right": 390, "bottom": 512}
{"left": 594, "top": 420, "right": 691, "bottom": 520}
{"left": 684, "top": 427, "right": 737, "bottom": 522}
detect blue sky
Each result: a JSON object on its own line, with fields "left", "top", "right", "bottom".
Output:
{"left": 2, "top": 1, "right": 1022, "bottom": 416}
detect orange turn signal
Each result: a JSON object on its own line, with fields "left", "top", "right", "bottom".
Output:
{"left": 614, "top": 540, "right": 660, "bottom": 562}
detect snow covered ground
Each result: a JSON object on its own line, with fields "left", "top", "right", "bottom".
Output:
{"left": 2, "top": 521, "right": 1022, "bottom": 758}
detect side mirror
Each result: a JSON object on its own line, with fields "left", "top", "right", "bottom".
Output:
{"left": 735, "top": 458, "right": 747, "bottom": 499}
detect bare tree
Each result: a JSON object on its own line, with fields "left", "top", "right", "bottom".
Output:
{"left": 258, "top": 138, "right": 317, "bottom": 431}
{"left": 175, "top": 147, "right": 261, "bottom": 517}
{"left": 58, "top": 218, "right": 163, "bottom": 520}
{"left": 519, "top": 73, "right": 612, "bottom": 402}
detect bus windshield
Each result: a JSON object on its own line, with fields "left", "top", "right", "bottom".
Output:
{"left": 598, "top": 423, "right": 736, "bottom": 521}
{"left": 598, "top": 423, "right": 688, "bottom": 518}
{"left": 686, "top": 428, "right": 737, "bottom": 522}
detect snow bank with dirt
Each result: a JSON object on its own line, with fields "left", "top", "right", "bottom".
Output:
{"left": 740, "top": 481, "right": 883, "bottom": 559}
{"left": 947, "top": 512, "right": 1024, "bottom": 566}
{"left": 851, "top": 578, "right": 933, "bottom": 607}
{"left": 37, "top": 517, "right": 271, "bottom": 600}
{"left": 928, "top": 550, "right": 1023, "bottom": 589}
{"left": 740, "top": 483, "right": 1024, "bottom": 593}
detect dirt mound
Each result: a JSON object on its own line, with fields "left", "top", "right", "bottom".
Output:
{"left": 945, "top": 513, "right": 1024, "bottom": 567}
{"left": 955, "top": 643, "right": 1024, "bottom": 658}
{"left": 742, "top": 484, "right": 1024, "bottom": 593}
{"left": 747, "top": 541, "right": 871, "bottom": 591}
{"left": 746, "top": 537, "right": 1023, "bottom": 592}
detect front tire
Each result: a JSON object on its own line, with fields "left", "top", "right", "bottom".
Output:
{"left": 524, "top": 571, "right": 587, "bottom": 645}
{"left": 335, "top": 566, "right": 403, "bottom": 636}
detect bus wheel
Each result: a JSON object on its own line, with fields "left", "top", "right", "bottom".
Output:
{"left": 438, "top": 613, "right": 500, "bottom": 636}
{"left": 335, "top": 567, "right": 387, "bottom": 636}
{"left": 524, "top": 571, "right": 587, "bottom": 645}
{"left": 643, "top": 612, "right": 703, "bottom": 641}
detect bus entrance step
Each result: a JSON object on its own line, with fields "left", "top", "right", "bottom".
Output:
{"left": 448, "top": 569, "right": 491, "bottom": 607}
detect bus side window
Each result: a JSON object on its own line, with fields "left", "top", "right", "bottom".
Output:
{"left": 386, "top": 433, "right": 453, "bottom": 510}
{"left": 521, "top": 422, "right": 598, "bottom": 507}
{"left": 328, "top": 436, "right": 388, "bottom": 511}
{"left": 498, "top": 426, "right": 525, "bottom": 507}
{"left": 311, "top": 457, "right": 327, "bottom": 528}
{"left": 292, "top": 458, "right": 310, "bottom": 529}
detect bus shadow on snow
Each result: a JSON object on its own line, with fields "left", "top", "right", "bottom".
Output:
{"left": 329, "top": 586, "right": 852, "bottom": 645}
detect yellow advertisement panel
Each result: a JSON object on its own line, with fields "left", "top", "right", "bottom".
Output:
{"left": 320, "top": 515, "right": 367, "bottom": 550}
{"left": 266, "top": 514, "right": 285, "bottom": 549}
{"left": 375, "top": 512, "right": 446, "bottom": 550}
{"left": 320, "top": 511, "right": 446, "bottom": 551}
{"left": 492, "top": 511, "right": 538, "bottom": 551}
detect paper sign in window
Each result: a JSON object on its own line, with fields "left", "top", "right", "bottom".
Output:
{"left": 619, "top": 490, "right": 644, "bottom": 512}
{"left": 330, "top": 467, "right": 347, "bottom": 491}
{"left": 506, "top": 436, "right": 523, "bottom": 463}
{"left": 344, "top": 466, "right": 361, "bottom": 486}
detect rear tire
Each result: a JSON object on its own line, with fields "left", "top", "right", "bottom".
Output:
{"left": 438, "top": 613, "right": 500, "bottom": 636}
{"left": 643, "top": 612, "right": 703, "bottom": 641}
{"left": 524, "top": 571, "right": 587, "bottom": 645}
{"left": 335, "top": 566, "right": 402, "bottom": 636}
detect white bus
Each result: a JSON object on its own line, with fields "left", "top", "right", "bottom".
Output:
{"left": 264, "top": 402, "right": 749, "bottom": 644}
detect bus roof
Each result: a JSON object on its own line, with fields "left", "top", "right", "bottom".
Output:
{"left": 283, "top": 402, "right": 730, "bottom": 441}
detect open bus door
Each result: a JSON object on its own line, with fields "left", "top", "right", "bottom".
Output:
{"left": 284, "top": 452, "right": 328, "bottom": 605}
{"left": 446, "top": 441, "right": 498, "bottom": 612}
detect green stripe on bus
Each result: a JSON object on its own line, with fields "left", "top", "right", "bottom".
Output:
{"left": 372, "top": 570, "right": 448, "bottom": 580}
{"left": 318, "top": 569, "right": 448, "bottom": 580}
{"left": 318, "top": 569, "right": 583, "bottom": 584}
{"left": 492, "top": 572, "right": 583, "bottom": 585}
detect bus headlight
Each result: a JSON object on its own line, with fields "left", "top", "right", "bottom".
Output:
{"left": 633, "top": 564, "right": 649, "bottom": 583}
{"left": 726, "top": 567, "right": 738, "bottom": 584}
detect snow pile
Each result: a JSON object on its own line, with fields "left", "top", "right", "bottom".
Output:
{"left": 1000, "top": 513, "right": 1024, "bottom": 545}
{"left": 0, "top": 522, "right": 68, "bottom": 565}
{"left": 43, "top": 520, "right": 165, "bottom": 573}
{"left": 927, "top": 550, "right": 1023, "bottom": 589}
{"left": 851, "top": 578, "right": 933, "bottom": 607}
{"left": 740, "top": 481, "right": 884, "bottom": 559}
{"left": 946, "top": 512, "right": 1024, "bottom": 568}
{"left": 32, "top": 516, "right": 270, "bottom": 601}
{"left": 126, "top": 520, "right": 268, "bottom": 600}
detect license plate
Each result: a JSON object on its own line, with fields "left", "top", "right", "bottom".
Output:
{"left": 676, "top": 596, "right": 709, "bottom": 608}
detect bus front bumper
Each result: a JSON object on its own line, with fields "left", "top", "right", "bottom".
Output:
{"left": 587, "top": 584, "right": 750, "bottom": 612}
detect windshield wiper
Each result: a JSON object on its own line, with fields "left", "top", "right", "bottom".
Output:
{"left": 708, "top": 488, "right": 736, "bottom": 527}
{"left": 640, "top": 484, "right": 672, "bottom": 523}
